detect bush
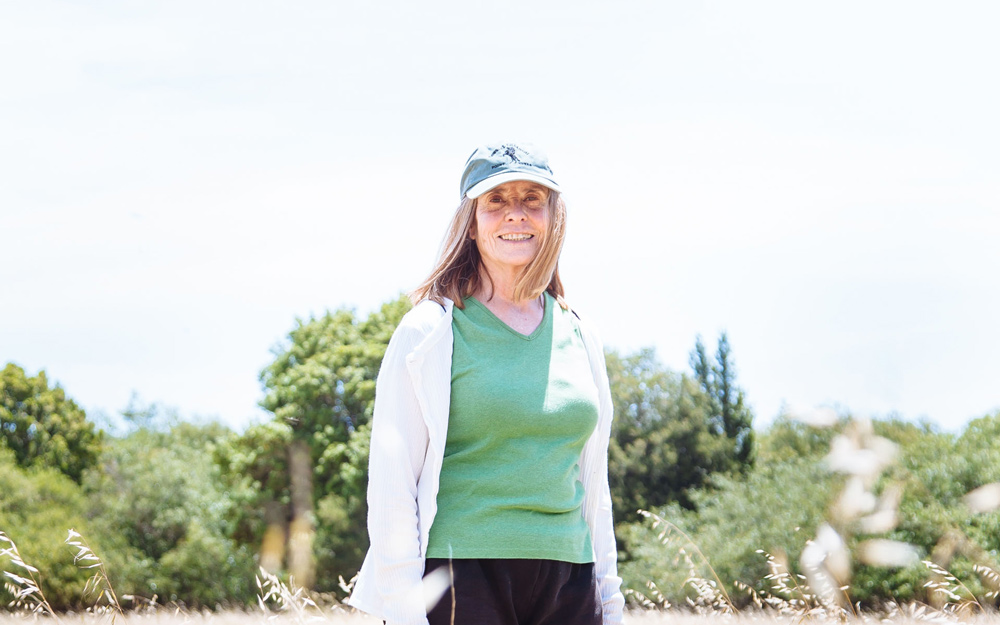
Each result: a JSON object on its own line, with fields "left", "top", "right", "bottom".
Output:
{"left": 619, "top": 456, "right": 832, "bottom": 607}
{"left": 0, "top": 447, "right": 99, "bottom": 610}
{"left": 84, "top": 419, "right": 257, "bottom": 607}
{"left": 620, "top": 412, "right": 1000, "bottom": 608}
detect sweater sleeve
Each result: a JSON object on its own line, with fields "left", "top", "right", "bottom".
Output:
{"left": 578, "top": 316, "right": 626, "bottom": 624}
{"left": 364, "top": 322, "right": 433, "bottom": 625}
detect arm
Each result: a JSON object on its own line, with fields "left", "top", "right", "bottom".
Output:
{"left": 578, "top": 318, "right": 626, "bottom": 624}
{"left": 364, "top": 322, "right": 433, "bottom": 625}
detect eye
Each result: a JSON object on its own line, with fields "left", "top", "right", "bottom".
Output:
{"left": 482, "top": 195, "right": 504, "bottom": 211}
{"left": 523, "top": 194, "right": 545, "bottom": 208}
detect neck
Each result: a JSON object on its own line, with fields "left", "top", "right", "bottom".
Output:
{"left": 474, "top": 268, "right": 540, "bottom": 313}
{"left": 472, "top": 269, "right": 546, "bottom": 335}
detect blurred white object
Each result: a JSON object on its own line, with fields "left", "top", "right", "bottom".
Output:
{"left": 801, "top": 523, "right": 851, "bottom": 606}
{"left": 825, "top": 433, "right": 897, "bottom": 477}
{"left": 859, "top": 483, "right": 903, "bottom": 533}
{"left": 422, "top": 566, "right": 452, "bottom": 613}
{"left": 786, "top": 405, "right": 839, "bottom": 427}
{"left": 964, "top": 482, "right": 1000, "bottom": 513}
{"left": 859, "top": 509, "right": 898, "bottom": 534}
{"left": 858, "top": 539, "right": 920, "bottom": 567}
{"left": 835, "top": 476, "right": 877, "bottom": 521}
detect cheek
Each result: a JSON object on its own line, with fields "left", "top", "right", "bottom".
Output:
{"left": 474, "top": 212, "right": 498, "bottom": 238}
{"left": 469, "top": 213, "right": 484, "bottom": 240}
{"left": 533, "top": 213, "right": 550, "bottom": 233}
{"left": 472, "top": 236, "right": 492, "bottom": 261}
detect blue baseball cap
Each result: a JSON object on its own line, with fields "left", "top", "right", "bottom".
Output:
{"left": 459, "top": 142, "right": 561, "bottom": 199}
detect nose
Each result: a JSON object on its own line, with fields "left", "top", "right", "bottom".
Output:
{"left": 505, "top": 200, "right": 528, "bottom": 220}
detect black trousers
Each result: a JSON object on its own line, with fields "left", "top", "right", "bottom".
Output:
{"left": 423, "top": 558, "right": 603, "bottom": 625}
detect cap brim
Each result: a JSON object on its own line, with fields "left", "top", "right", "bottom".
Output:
{"left": 465, "top": 171, "right": 561, "bottom": 199}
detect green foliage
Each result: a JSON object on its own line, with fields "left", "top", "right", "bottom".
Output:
{"left": 756, "top": 415, "right": 837, "bottom": 463}
{"left": 621, "top": 410, "right": 1000, "bottom": 608}
{"left": 230, "top": 295, "right": 412, "bottom": 594}
{"left": 0, "top": 363, "right": 103, "bottom": 483}
{"left": 620, "top": 456, "right": 832, "bottom": 606}
{"left": 606, "top": 348, "right": 732, "bottom": 520}
{"left": 606, "top": 336, "right": 758, "bottom": 526}
{"left": 213, "top": 419, "right": 294, "bottom": 546}
{"left": 852, "top": 412, "right": 1000, "bottom": 604}
{"left": 954, "top": 414, "right": 1000, "bottom": 559}
{"left": 150, "top": 519, "right": 255, "bottom": 608}
{"left": 314, "top": 420, "right": 372, "bottom": 580}
{"left": 689, "top": 333, "right": 754, "bottom": 471}
{"left": 259, "top": 296, "right": 412, "bottom": 446}
{"left": 0, "top": 447, "right": 97, "bottom": 610}
{"left": 84, "top": 413, "right": 256, "bottom": 607}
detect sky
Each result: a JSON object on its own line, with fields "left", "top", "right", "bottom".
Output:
{"left": 2, "top": 1, "right": 998, "bottom": 434}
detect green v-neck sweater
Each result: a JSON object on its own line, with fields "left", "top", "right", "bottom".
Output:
{"left": 425, "top": 293, "right": 598, "bottom": 562}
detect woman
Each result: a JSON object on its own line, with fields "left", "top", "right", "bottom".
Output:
{"left": 348, "top": 143, "right": 624, "bottom": 625}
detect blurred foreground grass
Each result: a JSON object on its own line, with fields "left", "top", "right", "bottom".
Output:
{"left": 0, "top": 613, "right": 994, "bottom": 625}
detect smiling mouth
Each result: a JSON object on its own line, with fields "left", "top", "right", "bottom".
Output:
{"left": 498, "top": 234, "right": 533, "bottom": 241}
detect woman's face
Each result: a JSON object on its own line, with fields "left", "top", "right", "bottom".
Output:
{"left": 472, "top": 180, "right": 551, "bottom": 279}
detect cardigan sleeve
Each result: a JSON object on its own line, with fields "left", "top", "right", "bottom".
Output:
{"left": 577, "top": 315, "right": 626, "bottom": 624}
{"left": 364, "top": 321, "right": 433, "bottom": 625}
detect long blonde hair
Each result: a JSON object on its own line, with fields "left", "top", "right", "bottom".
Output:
{"left": 410, "top": 192, "right": 568, "bottom": 309}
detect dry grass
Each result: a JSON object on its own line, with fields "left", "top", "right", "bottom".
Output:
{"left": 2, "top": 613, "right": 1000, "bottom": 625}
{"left": 0, "top": 612, "right": 378, "bottom": 625}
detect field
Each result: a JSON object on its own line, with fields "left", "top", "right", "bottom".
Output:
{"left": 0, "top": 612, "right": 996, "bottom": 625}
{"left": 3, "top": 556, "right": 998, "bottom": 625}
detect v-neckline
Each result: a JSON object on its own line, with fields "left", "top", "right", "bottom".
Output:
{"left": 467, "top": 294, "right": 548, "bottom": 340}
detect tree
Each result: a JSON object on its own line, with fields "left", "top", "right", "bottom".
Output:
{"left": 222, "top": 295, "right": 412, "bottom": 592}
{"left": 85, "top": 410, "right": 256, "bottom": 607}
{"left": 606, "top": 348, "right": 732, "bottom": 523}
{"left": 618, "top": 455, "right": 833, "bottom": 607}
{"left": 619, "top": 410, "right": 1000, "bottom": 608}
{"left": 756, "top": 414, "right": 837, "bottom": 463}
{"left": 0, "top": 445, "right": 99, "bottom": 610}
{"left": 689, "top": 333, "right": 755, "bottom": 472}
{"left": 0, "top": 363, "right": 103, "bottom": 483}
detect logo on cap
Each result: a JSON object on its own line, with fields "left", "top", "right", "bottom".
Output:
{"left": 490, "top": 144, "right": 527, "bottom": 169}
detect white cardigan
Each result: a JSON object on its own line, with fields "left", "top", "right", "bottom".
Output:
{"left": 347, "top": 298, "right": 624, "bottom": 625}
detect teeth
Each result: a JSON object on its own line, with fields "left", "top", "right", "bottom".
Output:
{"left": 499, "top": 234, "right": 533, "bottom": 241}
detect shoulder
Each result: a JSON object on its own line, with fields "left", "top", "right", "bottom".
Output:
{"left": 398, "top": 298, "right": 452, "bottom": 332}
{"left": 561, "top": 303, "right": 605, "bottom": 353}
{"left": 387, "top": 298, "right": 454, "bottom": 354}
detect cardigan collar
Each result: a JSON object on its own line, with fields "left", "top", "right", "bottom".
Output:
{"left": 403, "top": 298, "right": 455, "bottom": 455}
{"left": 405, "top": 298, "right": 454, "bottom": 365}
